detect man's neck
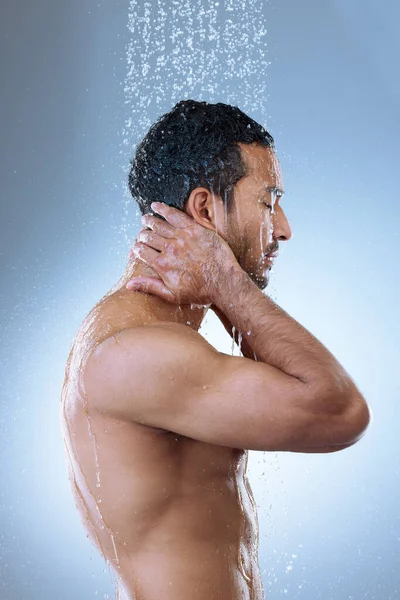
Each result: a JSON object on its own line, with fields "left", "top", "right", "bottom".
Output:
{"left": 114, "top": 257, "right": 210, "bottom": 331}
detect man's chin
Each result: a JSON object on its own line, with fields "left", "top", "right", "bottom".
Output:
{"left": 248, "top": 269, "right": 270, "bottom": 291}
{"left": 239, "top": 257, "right": 273, "bottom": 291}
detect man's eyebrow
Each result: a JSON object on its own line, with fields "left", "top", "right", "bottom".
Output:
{"left": 265, "top": 185, "right": 285, "bottom": 196}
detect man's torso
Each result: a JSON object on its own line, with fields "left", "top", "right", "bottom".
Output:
{"left": 60, "top": 290, "right": 264, "bottom": 599}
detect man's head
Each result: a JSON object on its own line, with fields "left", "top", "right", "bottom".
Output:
{"left": 129, "top": 100, "right": 292, "bottom": 290}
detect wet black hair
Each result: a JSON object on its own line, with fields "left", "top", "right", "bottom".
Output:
{"left": 128, "top": 99, "right": 275, "bottom": 216}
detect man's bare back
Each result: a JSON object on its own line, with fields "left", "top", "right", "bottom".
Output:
{"left": 61, "top": 289, "right": 265, "bottom": 600}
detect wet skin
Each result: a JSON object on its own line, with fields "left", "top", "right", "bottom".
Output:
{"left": 60, "top": 144, "right": 292, "bottom": 599}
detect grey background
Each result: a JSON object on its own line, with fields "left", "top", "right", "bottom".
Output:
{"left": 0, "top": 0, "right": 399, "bottom": 598}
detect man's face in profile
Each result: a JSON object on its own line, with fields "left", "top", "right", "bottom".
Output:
{"left": 224, "top": 144, "right": 292, "bottom": 290}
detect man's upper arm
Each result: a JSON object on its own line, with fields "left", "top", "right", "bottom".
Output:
{"left": 82, "top": 323, "right": 354, "bottom": 452}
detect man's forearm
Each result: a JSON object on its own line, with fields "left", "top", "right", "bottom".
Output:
{"left": 213, "top": 265, "right": 360, "bottom": 407}
{"left": 210, "top": 303, "right": 258, "bottom": 361}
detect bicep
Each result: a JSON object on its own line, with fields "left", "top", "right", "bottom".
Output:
{"left": 83, "top": 324, "right": 313, "bottom": 452}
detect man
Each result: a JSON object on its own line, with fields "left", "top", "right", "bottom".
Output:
{"left": 60, "top": 100, "right": 370, "bottom": 600}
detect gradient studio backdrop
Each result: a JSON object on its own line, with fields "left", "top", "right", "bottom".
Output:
{"left": 0, "top": 0, "right": 399, "bottom": 598}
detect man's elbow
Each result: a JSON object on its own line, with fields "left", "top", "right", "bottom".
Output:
{"left": 343, "top": 393, "right": 371, "bottom": 444}
{"left": 305, "top": 386, "right": 372, "bottom": 450}
{"left": 298, "top": 397, "right": 371, "bottom": 454}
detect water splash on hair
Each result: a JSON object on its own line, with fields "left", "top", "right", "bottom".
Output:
{"left": 120, "top": 0, "right": 272, "bottom": 245}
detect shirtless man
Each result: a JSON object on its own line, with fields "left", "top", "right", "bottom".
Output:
{"left": 60, "top": 100, "right": 370, "bottom": 600}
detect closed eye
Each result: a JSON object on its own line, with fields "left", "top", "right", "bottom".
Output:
{"left": 258, "top": 198, "right": 279, "bottom": 211}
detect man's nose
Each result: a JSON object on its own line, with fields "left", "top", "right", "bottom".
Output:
{"left": 273, "top": 208, "right": 292, "bottom": 242}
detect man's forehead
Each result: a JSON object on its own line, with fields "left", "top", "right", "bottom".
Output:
{"left": 240, "top": 143, "right": 284, "bottom": 191}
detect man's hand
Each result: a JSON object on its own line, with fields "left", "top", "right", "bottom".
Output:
{"left": 126, "top": 202, "right": 240, "bottom": 306}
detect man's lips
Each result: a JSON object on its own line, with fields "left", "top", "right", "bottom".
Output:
{"left": 264, "top": 247, "right": 279, "bottom": 259}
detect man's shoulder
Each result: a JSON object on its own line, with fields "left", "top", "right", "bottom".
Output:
{"left": 81, "top": 321, "right": 194, "bottom": 392}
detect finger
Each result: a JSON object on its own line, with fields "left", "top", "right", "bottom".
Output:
{"left": 151, "top": 202, "right": 194, "bottom": 229}
{"left": 136, "top": 230, "right": 168, "bottom": 253}
{"left": 125, "top": 276, "right": 176, "bottom": 303}
{"left": 131, "top": 241, "right": 160, "bottom": 265}
{"left": 142, "top": 214, "right": 176, "bottom": 238}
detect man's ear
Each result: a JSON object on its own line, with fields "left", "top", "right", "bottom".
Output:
{"left": 185, "top": 187, "right": 225, "bottom": 234}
